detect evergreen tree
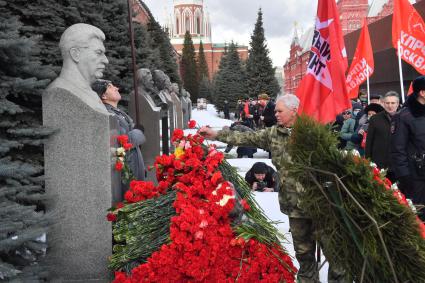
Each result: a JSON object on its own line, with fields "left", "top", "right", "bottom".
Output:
{"left": 181, "top": 31, "right": 199, "bottom": 102}
{"left": 198, "top": 76, "right": 213, "bottom": 101}
{"left": 146, "top": 14, "right": 181, "bottom": 85}
{"left": 197, "top": 41, "right": 209, "bottom": 81}
{"left": 213, "top": 42, "right": 247, "bottom": 112}
{"left": 0, "top": 8, "right": 54, "bottom": 281}
{"left": 6, "top": 0, "right": 163, "bottom": 108}
{"left": 246, "top": 9, "right": 280, "bottom": 98}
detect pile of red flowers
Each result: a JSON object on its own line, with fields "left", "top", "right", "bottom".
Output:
{"left": 370, "top": 162, "right": 425, "bottom": 238}
{"left": 112, "top": 125, "right": 296, "bottom": 282}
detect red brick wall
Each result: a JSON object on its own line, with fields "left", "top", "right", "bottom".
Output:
{"left": 283, "top": 45, "right": 309, "bottom": 94}
{"left": 132, "top": 0, "right": 150, "bottom": 25}
{"left": 337, "top": 0, "right": 369, "bottom": 35}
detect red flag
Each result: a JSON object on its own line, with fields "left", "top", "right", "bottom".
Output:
{"left": 346, "top": 19, "right": 374, "bottom": 99}
{"left": 296, "top": 0, "right": 351, "bottom": 124}
{"left": 408, "top": 81, "right": 414, "bottom": 95}
{"left": 392, "top": 0, "right": 425, "bottom": 74}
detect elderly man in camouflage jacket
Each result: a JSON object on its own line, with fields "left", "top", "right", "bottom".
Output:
{"left": 200, "top": 94, "right": 347, "bottom": 283}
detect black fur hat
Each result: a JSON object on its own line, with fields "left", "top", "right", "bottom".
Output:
{"left": 412, "top": 75, "right": 425, "bottom": 94}
{"left": 364, "top": 103, "right": 384, "bottom": 114}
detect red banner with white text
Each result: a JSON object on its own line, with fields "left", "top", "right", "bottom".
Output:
{"left": 392, "top": 0, "right": 425, "bottom": 74}
{"left": 346, "top": 19, "right": 374, "bottom": 99}
{"left": 296, "top": 0, "right": 351, "bottom": 124}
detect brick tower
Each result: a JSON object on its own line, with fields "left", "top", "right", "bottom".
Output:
{"left": 166, "top": 0, "right": 248, "bottom": 79}
{"left": 337, "top": 0, "right": 369, "bottom": 34}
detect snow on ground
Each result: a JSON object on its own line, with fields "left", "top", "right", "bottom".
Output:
{"left": 187, "top": 104, "right": 329, "bottom": 282}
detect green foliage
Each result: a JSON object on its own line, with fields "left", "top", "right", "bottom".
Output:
{"left": 0, "top": 9, "right": 53, "bottom": 281}
{"left": 246, "top": 9, "right": 280, "bottom": 98}
{"left": 198, "top": 77, "right": 213, "bottom": 101}
{"left": 146, "top": 17, "right": 181, "bottom": 86}
{"left": 287, "top": 115, "right": 425, "bottom": 282}
{"left": 213, "top": 42, "right": 247, "bottom": 112}
{"left": 181, "top": 31, "right": 199, "bottom": 102}
{"left": 197, "top": 41, "right": 209, "bottom": 81}
{"left": 110, "top": 190, "right": 176, "bottom": 271}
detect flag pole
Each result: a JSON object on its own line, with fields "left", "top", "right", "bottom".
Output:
{"left": 127, "top": 0, "right": 140, "bottom": 121}
{"left": 397, "top": 39, "right": 405, "bottom": 103}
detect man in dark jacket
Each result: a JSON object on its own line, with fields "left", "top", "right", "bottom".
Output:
{"left": 391, "top": 76, "right": 425, "bottom": 221}
{"left": 366, "top": 91, "right": 400, "bottom": 181}
{"left": 245, "top": 162, "right": 278, "bottom": 192}
{"left": 92, "top": 79, "right": 147, "bottom": 185}
{"left": 259, "top": 93, "right": 277, "bottom": 127}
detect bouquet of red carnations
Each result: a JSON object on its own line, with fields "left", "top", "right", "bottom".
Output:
{"left": 107, "top": 122, "right": 296, "bottom": 282}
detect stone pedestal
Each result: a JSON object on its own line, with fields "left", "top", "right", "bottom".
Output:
{"left": 43, "top": 88, "right": 118, "bottom": 282}
{"left": 129, "top": 92, "right": 161, "bottom": 183}
{"left": 162, "top": 91, "right": 176, "bottom": 150}
{"left": 181, "top": 96, "right": 189, "bottom": 129}
{"left": 170, "top": 92, "right": 183, "bottom": 129}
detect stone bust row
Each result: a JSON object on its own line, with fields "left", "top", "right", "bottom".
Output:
{"left": 47, "top": 23, "right": 189, "bottom": 113}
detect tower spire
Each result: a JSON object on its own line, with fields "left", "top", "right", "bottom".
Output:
{"left": 291, "top": 21, "right": 300, "bottom": 46}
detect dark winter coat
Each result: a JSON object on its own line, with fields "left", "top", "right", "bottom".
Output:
{"left": 391, "top": 93, "right": 425, "bottom": 180}
{"left": 105, "top": 104, "right": 146, "bottom": 183}
{"left": 223, "top": 102, "right": 230, "bottom": 119}
{"left": 262, "top": 100, "right": 277, "bottom": 127}
{"left": 365, "top": 111, "right": 392, "bottom": 169}
{"left": 244, "top": 165, "right": 278, "bottom": 192}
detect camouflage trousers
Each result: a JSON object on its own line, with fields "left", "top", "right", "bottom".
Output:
{"left": 289, "top": 217, "right": 349, "bottom": 283}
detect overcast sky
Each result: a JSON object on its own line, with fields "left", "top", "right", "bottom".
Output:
{"left": 143, "top": 0, "right": 319, "bottom": 67}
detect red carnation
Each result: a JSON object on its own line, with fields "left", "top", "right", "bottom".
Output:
{"left": 241, "top": 199, "right": 251, "bottom": 211}
{"left": 107, "top": 213, "right": 117, "bottom": 222}
{"left": 123, "top": 143, "right": 133, "bottom": 150}
{"left": 188, "top": 120, "right": 197, "bottom": 129}
{"left": 117, "top": 135, "right": 129, "bottom": 145}
{"left": 172, "top": 129, "right": 184, "bottom": 142}
{"left": 115, "top": 161, "right": 124, "bottom": 171}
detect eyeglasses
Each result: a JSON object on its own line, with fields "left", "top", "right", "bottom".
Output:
{"left": 342, "top": 111, "right": 351, "bottom": 115}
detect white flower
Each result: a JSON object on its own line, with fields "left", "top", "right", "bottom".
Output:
{"left": 116, "top": 147, "right": 126, "bottom": 156}
{"left": 350, "top": 149, "right": 360, "bottom": 157}
{"left": 407, "top": 199, "right": 417, "bottom": 213}
{"left": 370, "top": 162, "right": 377, "bottom": 168}
{"left": 391, "top": 183, "right": 399, "bottom": 191}
{"left": 217, "top": 194, "right": 235, "bottom": 207}
{"left": 118, "top": 156, "right": 125, "bottom": 162}
{"left": 199, "top": 220, "right": 208, "bottom": 228}
{"left": 184, "top": 142, "right": 192, "bottom": 150}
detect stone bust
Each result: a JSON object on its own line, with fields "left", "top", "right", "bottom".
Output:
{"left": 136, "top": 68, "right": 167, "bottom": 110}
{"left": 153, "top": 70, "right": 172, "bottom": 93}
{"left": 171, "top": 83, "right": 180, "bottom": 96}
{"left": 47, "top": 23, "right": 109, "bottom": 112}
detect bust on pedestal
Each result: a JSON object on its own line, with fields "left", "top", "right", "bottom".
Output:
{"left": 43, "top": 23, "right": 118, "bottom": 282}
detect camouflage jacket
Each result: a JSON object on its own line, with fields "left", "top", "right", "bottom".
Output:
{"left": 217, "top": 126, "right": 307, "bottom": 218}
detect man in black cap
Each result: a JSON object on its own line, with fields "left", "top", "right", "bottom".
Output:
{"left": 91, "top": 79, "right": 147, "bottom": 186}
{"left": 391, "top": 75, "right": 425, "bottom": 221}
{"left": 244, "top": 162, "right": 278, "bottom": 192}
